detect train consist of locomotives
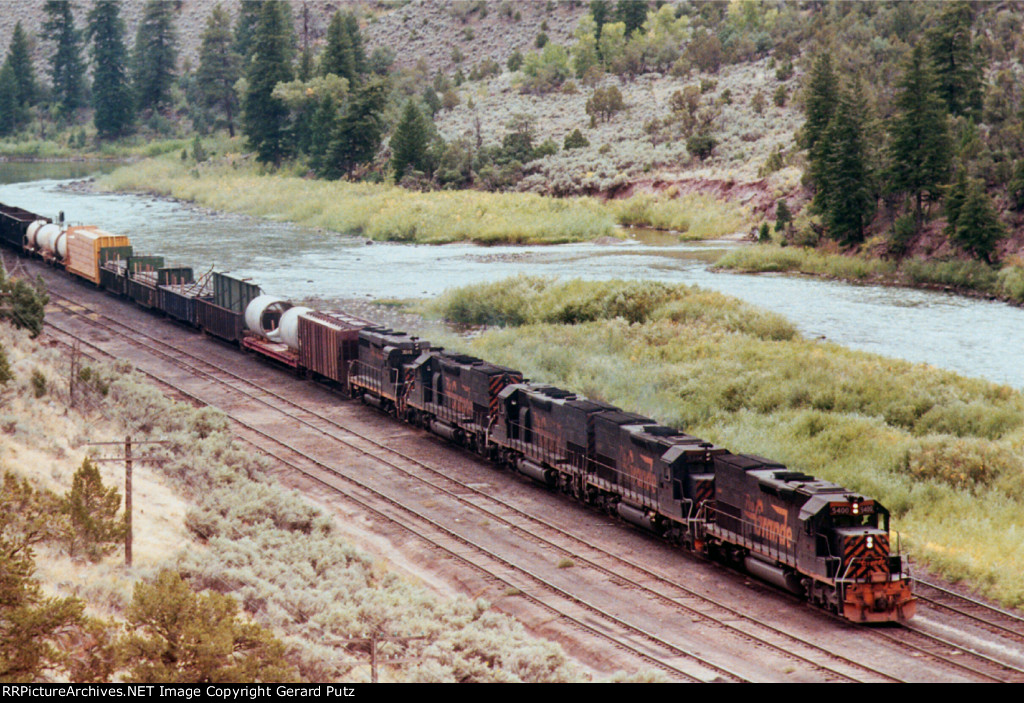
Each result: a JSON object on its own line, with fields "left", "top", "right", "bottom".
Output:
{"left": 0, "top": 201, "right": 917, "bottom": 623}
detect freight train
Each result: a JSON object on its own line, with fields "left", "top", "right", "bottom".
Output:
{"left": 0, "top": 201, "right": 916, "bottom": 623}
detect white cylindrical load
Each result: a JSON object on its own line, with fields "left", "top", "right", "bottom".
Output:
{"left": 41, "top": 226, "right": 67, "bottom": 259}
{"left": 26, "top": 220, "right": 48, "bottom": 248}
{"left": 33, "top": 223, "right": 67, "bottom": 259}
{"left": 277, "top": 306, "right": 312, "bottom": 350}
{"left": 244, "top": 295, "right": 293, "bottom": 340}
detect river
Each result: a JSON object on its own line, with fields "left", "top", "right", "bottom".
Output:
{"left": 2, "top": 163, "right": 1023, "bottom": 389}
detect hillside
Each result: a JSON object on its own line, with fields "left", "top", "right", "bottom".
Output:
{"left": 3, "top": 1, "right": 1024, "bottom": 264}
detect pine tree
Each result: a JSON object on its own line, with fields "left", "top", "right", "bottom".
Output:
{"left": 953, "top": 180, "right": 1005, "bottom": 263}
{"left": 815, "top": 80, "right": 874, "bottom": 244}
{"left": 1, "top": 472, "right": 88, "bottom": 682}
{"left": 320, "top": 11, "right": 356, "bottom": 83}
{"left": 322, "top": 79, "right": 387, "bottom": 178}
{"left": 1009, "top": 160, "right": 1024, "bottom": 212}
{"left": 927, "top": 1, "right": 983, "bottom": 119}
{"left": 132, "top": 0, "right": 178, "bottom": 114}
{"left": 87, "top": 1, "right": 134, "bottom": 138}
{"left": 944, "top": 167, "right": 969, "bottom": 235}
{"left": 344, "top": 12, "right": 367, "bottom": 78}
{"left": 887, "top": 44, "right": 951, "bottom": 226}
{"left": 243, "top": 0, "right": 294, "bottom": 165}
{"left": 0, "top": 63, "right": 22, "bottom": 137}
{"left": 5, "top": 22, "right": 37, "bottom": 109}
{"left": 119, "top": 570, "right": 299, "bottom": 684}
{"left": 234, "top": 0, "right": 263, "bottom": 66}
{"left": 197, "top": 4, "right": 241, "bottom": 137}
{"left": 391, "top": 99, "right": 430, "bottom": 181}
{"left": 42, "top": 0, "right": 87, "bottom": 116}
{"left": 0, "top": 268, "right": 48, "bottom": 338}
{"left": 616, "top": 0, "right": 648, "bottom": 36}
{"left": 802, "top": 52, "right": 837, "bottom": 152}
{"left": 61, "top": 457, "right": 126, "bottom": 562}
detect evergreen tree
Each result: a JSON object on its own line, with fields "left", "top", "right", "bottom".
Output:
{"left": 5, "top": 22, "right": 37, "bottom": 109}
{"left": 815, "top": 81, "right": 874, "bottom": 244}
{"left": 802, "top": 52, "right": 837, "bottom": 152}
{"left": 60, "top": 457, "right": 126, "bottom": 562}
{"left": 322, "top": 79, "right": 387, "bottom": 178}
{"left": 927, "top": 1, "right": 983, "bottom": 119}
{"left": 320, "top": 11, "right": 356, "bottom": 83}
{"left": 308, "top": 96, "right": 338, "bottom": 175}
{"left": 243, "top": 1, "right": 294, "bottom": 165}
{"left": 887, "top": 44, "right": 951, "bottom": 226}
{"left": 197, "top": 3, "right": 241, "bottom": 137}
{"left": 132, "top": 0, "right": 178, "bottom": 114}
{"left": 42, "top": 0, "right": 87, "bottom": 116}
{"left": 1009, "top": 160, "right": 1024, "bottom": 212}
{"left": 234, "top": 0, "right": 262, "bottom": 71}
{"left": 591, "top": 0, "right": 612, "bottom": 42}
{"left": 343, "top": 12, "right": 367, "bottom": 78}
{"left": 944, "top": 167, "right": 969, "bottom": 235}
{"left": 953, "top": 180, "right": 1005, "bottom": 263}
{"left": 0, "top": 268, "right": 48, "bottom": 338}
{"left": 0, "top": 472, "right": 88, "bottom": 683}
{"left": 616, "top": 0, "right": 648, "bottom": 36}
{"left": 0, "top": 63, "right": 22, "bottom": 137}
{"left": 774, "top": 199, "right": 792, "bottom": 233}
{"left": 391, "top": 99, "right": 430, "bottom": 181}
{"left": 87, "top": 0, "right": 134, "bottom": 138}
{"left": 119, "top": 570, "right": 299, "bottom": 684}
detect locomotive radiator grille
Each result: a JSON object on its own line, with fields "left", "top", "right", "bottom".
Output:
{"left": 843, "top": 533, "right": 890, "bottom": 579}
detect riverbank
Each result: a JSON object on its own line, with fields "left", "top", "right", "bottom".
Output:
{"left": 94, "top": 148, "right": 753, "bottom": 245}
{"left": 428, "top": 277, "right": 1024, "bottom": 608}
{"left": 715, "top": 244, "right": 1024, "bottom": 306}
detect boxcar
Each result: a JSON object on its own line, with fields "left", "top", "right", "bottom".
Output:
{"left": 297, "top": 310, "right": 374, "bottom": 387}
{"left": 65, "top": 226, "right": 131, "bottom": 286}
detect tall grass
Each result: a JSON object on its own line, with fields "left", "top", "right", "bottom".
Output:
{"left": 718, "top": 245, "right": 1024, "bottom": 304}
{"left": 99, "top": 155, "right": 617, "bottom": 245}
{"left": 437, "top": 277, "right": 1024, "bottom": 606}
{"left": 99, "top": 152, "right": 758, "bottom": 244}
{"left": 609, "top": 192, "right": 754, "bottom": 239}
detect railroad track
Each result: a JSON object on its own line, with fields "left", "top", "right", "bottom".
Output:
{"left": 39, "top": 285, "right": 922, "bottom": 682}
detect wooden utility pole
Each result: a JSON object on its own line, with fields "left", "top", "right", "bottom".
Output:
{"left": 87, "top": 438, "right": 170, "bottom": 568}
{"left": 125, "top": 436, "right": 132, "bottom": 566}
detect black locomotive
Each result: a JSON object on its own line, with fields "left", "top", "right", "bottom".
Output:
{"left": 0, "top": 201, "right": 916, "bottom": 623}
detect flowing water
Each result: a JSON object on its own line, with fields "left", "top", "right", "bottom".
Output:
{"left": 3, "top": 163, "right": 1023, "bottom": 389}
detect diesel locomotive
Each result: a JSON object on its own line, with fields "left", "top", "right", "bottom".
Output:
{"left": 0, "top": 200, "right": 916, "bottom": 623}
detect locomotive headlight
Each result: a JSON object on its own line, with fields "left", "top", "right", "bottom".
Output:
{"left": 852, "top": 502, "right": 859, "bottom": 515}
{"left": 866, "top": 536, "right": 874, "bottom": 550}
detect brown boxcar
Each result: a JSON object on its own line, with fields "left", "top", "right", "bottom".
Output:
{"left": 297, "top": 310, "right": 374, "bottom": 386}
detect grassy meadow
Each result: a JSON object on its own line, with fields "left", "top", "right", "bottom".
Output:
{"left": 97, "top": 148, "right": 752, "bottom": 244}
{"left": 428, "top": 276, "right": 1024, "bottom": 607}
